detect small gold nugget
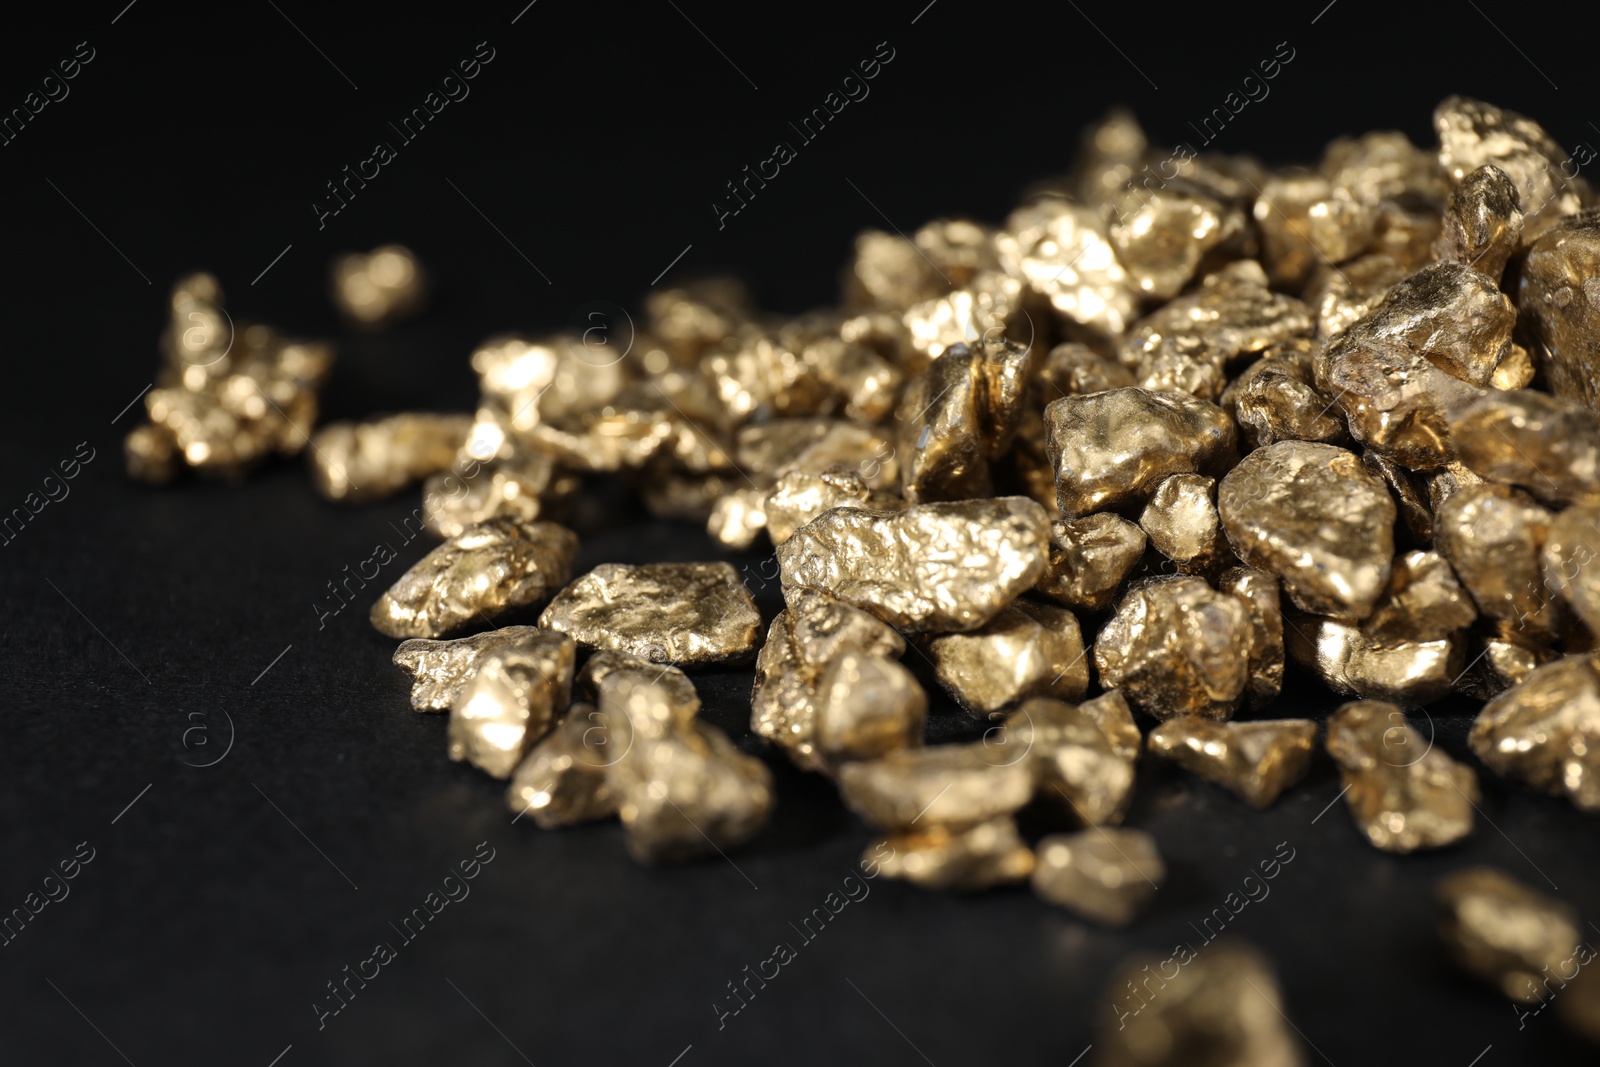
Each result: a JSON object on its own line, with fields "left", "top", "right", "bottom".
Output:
{"left": 1119, "top": 260, "right": 1312, "bottom": 401}
{"left": 1095, "top": 941, "right": 1306, "bottom": 1067}
{"left": 924, "top": 599, "right": 1088, "bottom": 719}
{"left": 1434, "top": 485, "right": 1560, "bottom": 641}
{"left": 506, "top": 703, "right": 618, "bottom": 828}
{"left": 601, "top": 671, "right": 774, "bottom": 864}
{"left": 1543, "top": 504, "right": 1600, "bottom": 637}
{"left": 539, "top": 562, "right": 761, "bottom": 667}
{"left": 1140, "top": 473, "right": 1226, "bottom": 575}
{"left": 751, "top": 590, "right": 915, "bottom": 771}
{"left": 1148, "top": 719, "right": 1316, "bottom": 809}
{"left": 370, "top": 519, "right": 578, "bottom": 639}
{"left": 1520, "top": 212, "right": 1600, "bottom": 414}
{"left": 836, "top": 744, "right": 1035, "bottom": 832}
{"left": 869, "top": 817, "right": 1035, "bottom": 892}
{"left": 1470, "top": 655, "right": 1600, "bottom": 813}
{"left": 1093, "top": 576, "right": 1252, "bottom": 721}
{"left": 1217, "top": 441, "right": 1395, "bottom": 620}
{"left": 310, "top": 413, "right": 473, "bottom": 503}
{"left": 128, "top": 273, "right": 334, "bottom": 483}
{"left": 331, "top": 244, "right": 427, "bottom": 329}
{"left": 1003, "top": 696, "right": 1138, "bottom": 826}
{"left": 1437, "top": 867, "right": 1580, "bottom": 1002}
{"left": 448, "top": 633, "right": 575, "bottom": 779}
{"left": 1044, "top": 388, "right": 1237, "bottom": 518}
{"left": 777, "top": 496, "right": 1050, "bottom": 633}
{"left": 392, "top": 624, "right": 547, "bottom": 711}
{"left": 1031, "top": 828, "right": 1163, "bottom": 925}
{"left": 1033, "top": 515, "right": 1147, "bottom": 613}
{"left": 1326, "top": 699, "right": 1477, "bottom": 853}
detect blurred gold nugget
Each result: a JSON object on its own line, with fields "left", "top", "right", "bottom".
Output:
{"left": 127, "top": 273, "right": 333, "bottom": 483}
{"left": 1148, "top": 718, "right": 1315, "bottom": 808}
{"left": 331, "top": 244, "right": 427, "bottom": 329}
{"left": 1437, "top": 867, "right": 1581, "bottom": 1003}
{"left": 309, "top": 412, "right": 472, "bottom": 503}
{"left": 1031, "top": 828, "right": 1163, "bottom": 924}
{"left": 1326, "top": 699, "right": 1477, "bottom": 853}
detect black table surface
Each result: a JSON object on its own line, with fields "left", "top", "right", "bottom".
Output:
{"left": 4, "top": 2, "right": 1597, "bottom": 1063}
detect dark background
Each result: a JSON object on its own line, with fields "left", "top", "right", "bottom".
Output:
{"left": 2, "top": 1, "right": 1596, "bottom": 1063}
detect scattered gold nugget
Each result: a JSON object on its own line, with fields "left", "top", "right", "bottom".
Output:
{"left": 391, "top": 624, "right": 548, "bottom": 711}
{"left": 836, "top": 744, "right": 1035, "bottom": 832}
{"left": 1031, "top": 828, "right": 1163, "bottom": 925}
{"left": 1470, "top": 655, "right": 1600, "bottom": 813}
{"left": 1437, "top": 867, "right": 1580, "bottom": 1002}
{"left": 1096, "top": 941, "right": 1306, "bottom": 1067}
{"left": 309, "top": 413, "right": 472, "bottom": 503}
{"left": 331, "top": 244, "right": 427, "bottom": 328}
{"left": 448, "top": 634, "right": 575, "bottom": 779}
{"left": 539, "top": 562, "right": 761, "bottom": 667}
{"left": 370, "top": 519, "right": 578, "bottom": 639}
{"left": 1326, "top": 699, "right": 1477, "bottom": 852}
{"left": 776, "top": 497, "right": 1050, "bottom": 633}
{"left": 924, "top": 599, "right": 1088, "bottom": 719}
{"left": 869, "top": 817, "right": 1035, "bottom": 892}
{"left": 1003, "top": 696, "right": 1137, "bottom": 827}
{"left": 1148, "top": 719, "right": 1316, "bottom": 808}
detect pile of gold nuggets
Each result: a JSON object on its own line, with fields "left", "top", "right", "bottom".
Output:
{"left": 128, "top": 96, "right": 1600, "bottom": 1058}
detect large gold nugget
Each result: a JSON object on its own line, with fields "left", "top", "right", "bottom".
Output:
{"left": 868, "top": 817, "right": 1035, "bottom": 891}
{"left": 1446, "top": 390, "right": 1600, "bottom": 505}
{"left": 925, "top": 600, "right": 1088, "bottom": 719}
{"left": 1326, "top": 699, "right": 1478, "bottom": 853}
{"left": 777, "top": 497, "right": 1050, "bottom": 633}
{"left": 309, "top": 413, "right": 472, "bottom": 503}
{"left": 1044, "top": 388, "right": 1237, "bottom": 518}
{"left": 539, "top": 562, "right": 761, "bottom": 667}
{"left": 1093, "top": 576, "right": 1251, "bottom": 721}
{"left": 1095, "top": 941, "right": 1307, "bottom": 1067}
{"left": 1437, "top": 867, "right": 1580, "bottom": 1002}
{"left": 505, "top": 703, "right": 619, "bottom": 828}
{"left": 1470, "top": 655, "right": 1600, "bottom": 813}
{"left": 1346, "top": 262, "right": 1516, "bottom": 387}
{"left": 1148, "top": 719, "right": 1315, "bottom": 808}
{"left": 1287, "top": 614, "right": 1462, "bottom": 706}
{"left": 813, "top": 651, "right": 926, "bottom": 763}
{"left": 1434, "top": 485, "right": 1559, "bottom": 640}
{"left": 1118, "top": 261, "right": 1312, "bottom": 401}
{"left": 448, "top": 635, "right": 575, "bottom": 779}
{"left": 371, "top": 519, "right": 578, "bottom": 639}
{"left": 1031, "top": 828, "right": 1163, "bottom": 925}
{"left": 1435, "top": 96, "right": 1588, "bottom": 238}
{"left": 836, "top": 744, "right": 1035, "bottom": 831}
{"left": 1034, "top": 514, "right": 1146, "bottom": 613}
{"left": 1003, "top": 697, "right": 1136, "bottom": 826}
{"left": 1432, "top": 165, "right": 1523, "bottom": 282}
{"left": 1544, "top": 504, "right": 1600, "bottom": 637}
{"left": 392, "top": 624, "right": 547, "bottom": 711}
{"left": 1314, "top": 333, "right": 1479, "bottom": 473}
{"left": 1218, "top": 441, "right": 1395, "bottom": 620}
{"left": 1519, "top": 212, "right": 1600, "bottom": 414}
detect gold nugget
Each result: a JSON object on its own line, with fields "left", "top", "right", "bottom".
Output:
{"left": 1148, "top": 719, "right": 1315, "bottom": 808}
{"left": 331, "top": 244, "right": 427, "bottom": 328}
{"left": 392, "top": 624, "right": 548, "bottom": 711}
{"left": 1032, "top": 828, "right": 1163, "bottom": 925}
{"left": 777, "top": 497, "right": 1050, "bottom": 633}
{"left": 370, "top": 519, "right": 577, "bottom": 639}
{"left": 448, "top": 633, "right": 575, "bottom": 779}
{"left": 1437, "top": 867, "right": 1580, "bottom": 1002}
{"left": 1470, "top": 655, "right": 1600, "bottom": 813}
{"left": 1326, "top": 699, "right": 1477, "bottom": 852}
{"left": 539, "top": 562, "right": 761, "bottom": 667}
{"left": 924, "top": 599, "right": 1088, "bottom": 719}
{"left": 869, "top": 817, "right": 1035, "bottom": 892}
